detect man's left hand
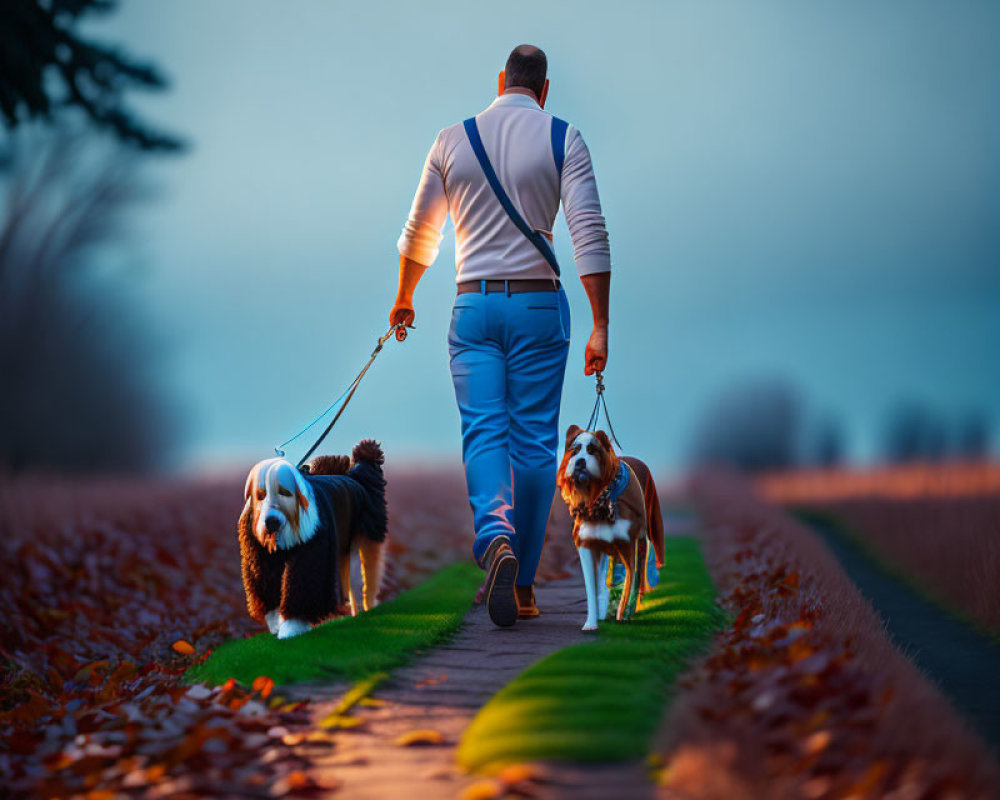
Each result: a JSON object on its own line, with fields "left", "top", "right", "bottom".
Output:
{"left": 584, "top": 325, "right": 608, "bottom": 375}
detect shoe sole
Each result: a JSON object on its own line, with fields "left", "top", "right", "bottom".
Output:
{"left": 486, "top": 553, "right": 519, "bottom": 628}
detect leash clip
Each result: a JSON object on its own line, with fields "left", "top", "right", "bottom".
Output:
{"left": 586, "top": 369, "right": 622, "bottom": 452}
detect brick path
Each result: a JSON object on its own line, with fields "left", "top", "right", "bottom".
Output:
{"left": 288, "top": 572, "right": 656, "bottom": 799}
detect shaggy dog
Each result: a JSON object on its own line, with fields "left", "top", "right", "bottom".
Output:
{"left": 238, "top": 440, "right": 388, "bottom": 639}
{"left": 556, "top": 425, "right": 665, "bottom": 631}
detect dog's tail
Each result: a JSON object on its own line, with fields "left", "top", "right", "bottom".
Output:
{"left": 348, "top": 439, "right": 388, "bottom": 542}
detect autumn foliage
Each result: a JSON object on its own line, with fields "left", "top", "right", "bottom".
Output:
{"left": 0, "top": 465, "right": 482, "bottom": 797}
{"left": 660, "top": 470, "right": 1000, "bottom": 799}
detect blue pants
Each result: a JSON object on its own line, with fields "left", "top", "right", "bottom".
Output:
{"left": 448, "top": 282, "right": 571, "bottom": 585}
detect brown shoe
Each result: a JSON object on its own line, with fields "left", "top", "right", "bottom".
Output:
{"left": 482, "top": 535, "right": 518, "bottom": 628}
{"left": 515, "top": 585, "right": 539, "bottom": 619}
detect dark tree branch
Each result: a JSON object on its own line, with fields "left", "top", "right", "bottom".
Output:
{"left": 0, "top": 0, "right": 185, "bottom": 152}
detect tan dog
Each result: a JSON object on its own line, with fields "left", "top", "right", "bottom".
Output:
{"left": 556, "top": 425, "right": 664, "bottom": 631}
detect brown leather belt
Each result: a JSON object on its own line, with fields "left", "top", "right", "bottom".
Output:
{"left": 456, "top": 278, "right": 560, "bottom": 295}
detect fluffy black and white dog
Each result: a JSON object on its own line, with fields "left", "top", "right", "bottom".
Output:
{"left": 238, "top": 440, "right": 388, "bottom": 639}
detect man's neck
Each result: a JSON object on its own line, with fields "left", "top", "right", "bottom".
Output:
{"left": 502, "top": 86, "right": 540, "bottom": 103}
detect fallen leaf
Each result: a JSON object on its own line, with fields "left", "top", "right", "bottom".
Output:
{"left": 270, "top": 769, "right": 337, "bottom": 796}
{"left": 802, "top": 730, "right": 832, "bottom": 755}
{"left": 394, "top": 729, "right": 446, "bottom": 747}
{"left": 252, "top": 676, "right": 275, "bottom": 699}
{"left": 497, "top": 762, "right": 538, "bottom": 784}
{"left": 318, "top": 714, "right": 364, "bottom": 730}
{"left": 332, "top": 672, "right": 387, "bottom": 715}
{"left": 460, "top": 779, "right": 503, "bottom": 800}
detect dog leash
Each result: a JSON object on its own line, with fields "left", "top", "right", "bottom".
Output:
{"left": 586, "top": 370, "right": 623, "bottom": 451}
{"left": 274, "top": 323, "right": 403, "bottom": 468}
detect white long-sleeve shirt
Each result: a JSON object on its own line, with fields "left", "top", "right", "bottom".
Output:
{"left": 397, "top": 92, "right": 611, "bottom": 281}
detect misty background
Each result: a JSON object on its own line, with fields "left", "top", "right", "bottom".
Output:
{"left": 2, "top": 0, "right": 997, "bottom": 476}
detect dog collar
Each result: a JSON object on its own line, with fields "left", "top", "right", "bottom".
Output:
{"left": 572, "top": 461, "right": 630, "bottom": 523}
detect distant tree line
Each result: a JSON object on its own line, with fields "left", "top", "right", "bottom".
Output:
{"left": 882, "top": 402, "right": 990, "bottom": 463}
{"left": 688, "top": 376, "right": 992, "bottom": 473}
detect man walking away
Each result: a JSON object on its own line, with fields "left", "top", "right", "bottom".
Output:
{"left": 390, "top": 45, "right": 612, "bottom": 627}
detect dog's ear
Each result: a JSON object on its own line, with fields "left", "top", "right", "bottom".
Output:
{"left": 291, "top": 467, "right": 311, "bottom": 513}
{"left": 564, "top": 424, "right": 582, "bottom": 449}
{"left": 594, "top": 430, "right": 614, "bottom": 454}
{"left": 595, "top": 430, "right": 619, "bottom": 485}
{"left": 238, "top": 497, "right": 253, "bottom": 534}
{"left": 244, "top": 465, "right": 257, "bottom": 500}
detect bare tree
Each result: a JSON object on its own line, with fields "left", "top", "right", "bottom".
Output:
{"left": 0, "top": 122, "right": 178, "bottom": 473}
{"left": 689, "top": 376, "right": 803, "bottom": 473}
{"left": 882, "top": 402, "right": 948, "bottom": 464}
{"left": 955, "top": 412, "right": 991, "bottom": 460}
{"left": 809, "top": 414, "right": 845, "bottom": 468}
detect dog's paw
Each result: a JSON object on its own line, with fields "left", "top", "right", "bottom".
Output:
{"left": 265, "top": 609, "right": 283, "bottom": 634}
{"left": 277, "top": 619, "right": 312, "bottom": 639}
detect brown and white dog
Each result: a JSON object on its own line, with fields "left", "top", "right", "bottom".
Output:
{"left": 239, "top": 440, "right": 388, "bottom": 639}
{"left": 556, "top": 425, "right": 665, "bottom": 631}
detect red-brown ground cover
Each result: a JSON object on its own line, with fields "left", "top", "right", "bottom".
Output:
{"left": 658, "top": 471, "right": 1000, "bottom": 800}
{"left": 0, "top": 462, "right": 541, "bottom": 798}
{"left": 758, "top": 462, "right": 1000, "bottom": 632}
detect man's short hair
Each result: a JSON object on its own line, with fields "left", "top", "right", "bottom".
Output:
{"left": 504, "top": 45, "right": 547, "bottom": 99}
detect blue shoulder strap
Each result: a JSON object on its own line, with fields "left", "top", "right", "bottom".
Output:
{"left": 463, "top": 116, "right": 561, "bottom": 277}
{"left": 551, "top": 116, "right": 568, "bottom": 175}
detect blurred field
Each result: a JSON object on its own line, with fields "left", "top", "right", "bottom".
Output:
{"left": 758, "top": 461, "right": 1000, "bottom": 632}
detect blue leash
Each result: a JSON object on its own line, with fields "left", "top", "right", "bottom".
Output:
{"left": 274, "top": 323, "right": 402, "bottom": 468}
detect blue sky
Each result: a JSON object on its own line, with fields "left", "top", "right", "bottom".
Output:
{"left": 94, "top": 0, "right": 998, "bottom": 473}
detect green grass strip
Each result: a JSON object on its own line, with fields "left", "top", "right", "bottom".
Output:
{"left": 456, "top": 537, "right": 722, "bottom": 772}
{"left": 185, "top": 562, "right": 482, "bottom": 687}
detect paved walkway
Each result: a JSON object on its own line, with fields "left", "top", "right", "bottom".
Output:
{"left": 288, "top": 572, "right": 655, "bottom": 799}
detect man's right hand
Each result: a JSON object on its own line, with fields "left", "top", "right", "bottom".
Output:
{"left": 580, "top": 271, "right": 610, "bottom": 375}
{"left": 389, "top": 304, "right": 415, "bottom": 341}
{"left": 584, "top": 324, "right": 608, "bottom": 375}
